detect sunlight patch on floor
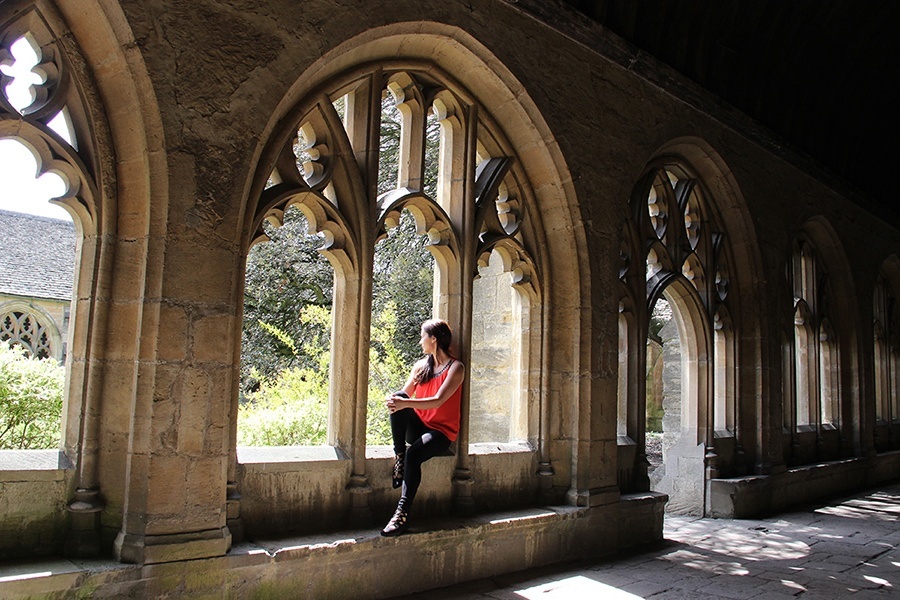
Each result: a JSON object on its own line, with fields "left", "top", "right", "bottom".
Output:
{"left": 516, "top": 575, "right": 643, "bottom": 599}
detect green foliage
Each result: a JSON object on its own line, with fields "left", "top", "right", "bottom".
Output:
{"left": 377, "top": 93, "right": 441, "bottom": 197}
{"left": 242, "top": 208, "right": 333, "bottom": 394}
{"left": 239, "top": 306, "right": 331, "bottom": 446}
{"left": 238, "top": 365, "right": 329, "bottom": 446}
{"left": 366, "top": 302, "right": 410, "bottom": 446}
{"left": 0, "top": 342, "right": 63, "bottom": 449}
{"left": 372, "top": 210, "right": 435, "bottom": 370}
{"left": 378, "top": 95, "right": 402, "bottom": 196}
{"left": 238, "top": 92, "right": 439, "bottom": 447}
{"left": 238, "top": 302, "right": 405, "bottom": 447}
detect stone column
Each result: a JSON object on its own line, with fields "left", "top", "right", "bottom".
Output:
{"left": 112, "top": 180, "right": 236, "bottom": 562}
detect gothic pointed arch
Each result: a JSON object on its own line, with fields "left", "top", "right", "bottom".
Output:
{"left": 786, "top": 217, "right": 859, "bottom": 464}
{"left": 1, "top": 0, "right": 178, "bottom": 562}
{"left": 235, "top": 22, "right": 582, "bottom": 533}
{"left": 618, "top": 139, "right": 757, "bottom": 513}
{"left": 873, "top": 255, "right": 900, "bottom": 451}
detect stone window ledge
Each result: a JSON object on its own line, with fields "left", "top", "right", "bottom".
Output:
{"left": 237, "top": 445, "right": 348, "bottom": 465}
{"left": 468, "top": 441, "right": 534, "bottom": 455}
{"left": 0, "top": 449, "right": 72, "bottom": 482}
{"left": 365, "top": 441, "right": 533, "bottom": 460}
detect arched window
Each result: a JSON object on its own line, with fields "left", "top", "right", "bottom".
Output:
{"left": 786, "top": 239, "right": 843, "bottom": 463}
{"left": 1, "top": 13, "right": 101, "bottom": 458}
{"left": 873, "top": 270, "right": 899, "bottom": 452}
{"left": 240, "top": 63, "right": 544, "bottom": 529}
{"left": 239, "top": 205, "right": 335, "bottom": 447}
{"left": 1, "top": 308, "right": 54, "bottom": 359}
{"left": 618, "top": 162, "right": 735, "bottom": 513}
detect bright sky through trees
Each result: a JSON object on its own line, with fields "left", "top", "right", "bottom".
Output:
{"left": 0, "top": 36, "right": 73, "bottom": 221}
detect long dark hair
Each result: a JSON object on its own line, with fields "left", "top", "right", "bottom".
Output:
{"left": 412, "top": 319, "right": 453, "bottom": 384}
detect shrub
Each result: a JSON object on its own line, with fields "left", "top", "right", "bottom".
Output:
{"left": 238, "top": 365, "right": 329, "bottom": 446}
{"left": 0, "top": 342, "right": 64, "bottom": 449}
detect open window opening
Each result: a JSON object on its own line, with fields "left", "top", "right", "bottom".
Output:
{"left": 368, "top": 208, "right": 435, "bottom": 445}
{"left": 649, "top": 288, "right": 709, "bottom": 516}
{"left": 469, "top": 247, "right": 527, "bottom": 444}
{"left": 1, "top": 32, "right": 80, "bottom": 451}
{"left": 645, "top": 298, "right": 672, "bottom": 491}
{"left": 239, "top": 206, "right": 335, "bottom": 447}
{"left": 786, "top": 238, "right": 844, "bottom": 463}
{"left": 620, "top": 162, "right": 732, "bottom": 507}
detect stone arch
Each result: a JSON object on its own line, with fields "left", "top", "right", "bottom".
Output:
{"left": 619, "top": 136, "right": 761, "bottom": 507}
{"left": 795, "top": 216, "right": 860, "bottom": 456}
{"left": 873, "top": 254, "right": 900, "bottom": 450}
{"left": 654, "top": 276, "right": 713, "bottom": 442}
{"left": 647, "top": 137, "right": 765, "bottom": 471}
{"left": 37, "top": 0, "right": 177, "bottom": 561}
{"left": 241, "top": 25, "right": 581, "bottom": 338}
{"left": 237, "top": 22, "right": 583, "bottom": 529}
{"left": 651, "top": 275, "right": 713, "bottom": 516}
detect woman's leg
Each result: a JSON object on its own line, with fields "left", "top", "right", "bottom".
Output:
{"left": 382, "top": 427, "right": 450, "bottom": 536}
{"left": 389, "top": 408, "right": 426, "bottom": 488}
{"left": 390, "top": 408, "right": 414, "bottom": 454}
{"left": 400, "top": 429, "right": 451, "bottom": 507}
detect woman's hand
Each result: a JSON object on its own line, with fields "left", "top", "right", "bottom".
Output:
{"left": 386, "top": 394, "right": 408, "bottom": 414}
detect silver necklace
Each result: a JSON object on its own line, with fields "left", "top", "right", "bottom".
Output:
{"left": 434, "top": 358, "right": 454, "bottom": 377}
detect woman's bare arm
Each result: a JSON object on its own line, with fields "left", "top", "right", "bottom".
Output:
{"left": 387, "top": 361, "right": 464, "bottom": 413}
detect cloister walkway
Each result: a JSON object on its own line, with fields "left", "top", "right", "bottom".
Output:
{"left": 392, "top": 482, "right": 900, "bottom": 599}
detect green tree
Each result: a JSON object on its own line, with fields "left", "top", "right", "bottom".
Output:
{"left": 241, "top": 208, "right": 333, "bottom": 396}
{"left": 0, "top": 342, "right": 64, "bottom": 449}
{"left": 238, "top": 90, "right": 441, "bottom": 446}
{"left": 238, "top": 304, "right": 404, "bottom": 446}
{"left": 373, "top": 92, "right": 438, "bottom": 370}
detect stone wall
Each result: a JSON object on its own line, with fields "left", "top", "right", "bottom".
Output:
{"left": 0, "top": 1, "right": 898, "bottom": 597}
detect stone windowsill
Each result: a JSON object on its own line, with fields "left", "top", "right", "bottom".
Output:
{"left": 0, "top": 449, "right": 72, "bottom": 482}
{"left": 365, "top": 440, "right": 534, "bottom": 460}
{"left": 237, "top": 445, "right": 348, "bottom": 464}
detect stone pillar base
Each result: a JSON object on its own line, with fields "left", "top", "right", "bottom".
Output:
{"left": 226, "top": 481, "right": 244, "bottom": 544}
{"left": 65, "top": 488, "right": 104, "bottom": 558}
{"left": 113, "top": 526, "right": 231, "bottom": 564}
{"left": 537, "top": 461, "right": 555, "bottom": 504}
{"left": 452, "top": 468, "right": 475, "bottom": 516}
{"left": 347, "top": 474, "right": 372, "bottom": 527}
{"left": 566, "top": 485, "right": 619, "bottom": 508}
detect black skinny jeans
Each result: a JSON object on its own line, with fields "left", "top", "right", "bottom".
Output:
{"left": 390, "top": 407, "right": 451, "bottom": 507}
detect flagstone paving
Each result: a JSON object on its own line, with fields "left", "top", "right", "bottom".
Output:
{"left": 392, "top": 483, "right": 900, "bottom": 599}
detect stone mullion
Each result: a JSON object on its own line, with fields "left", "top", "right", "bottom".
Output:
{"left": 632, "top": 192, "right": 656, "bottom": 492}
{"left": 64, "top": 224, "right": 111, "bottom": 556}
{"left": 631, "top": 302, "right": 651, "bottom": 491}
{"left": 451, "top": 103, "right": 477, "bottom": 516}
{"left": 340, "top": 74, "right": 382, "bottom": 524}
{"left": 396, "top": 89, "right": 426, "bottom": 192}
{"left": 435, "top": 106, "right": 478, "bottom": 515}
{"left": 536, "top": 283, "right": 554, "bottom": 500}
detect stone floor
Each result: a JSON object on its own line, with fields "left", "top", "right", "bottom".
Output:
{"left": 391, "top": 482, "right": 900, "bottom": 599}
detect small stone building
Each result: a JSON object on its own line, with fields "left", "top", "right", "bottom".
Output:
{"left": 0, "top": 1, "right": 898, "bottom": 598}
{"left": 0, "top": 210, "right": 75, "bottom": 361}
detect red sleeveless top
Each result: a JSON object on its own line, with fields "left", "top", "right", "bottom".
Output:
{"left": 414, "top": 362, "right": 462, "bottom": 442}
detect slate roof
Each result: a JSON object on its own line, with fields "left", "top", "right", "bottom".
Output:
{"left": 0, "top": 209, "right": 75, "bottom": 301}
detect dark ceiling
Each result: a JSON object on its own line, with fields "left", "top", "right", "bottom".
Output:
{"left": 561, "top": 0, "right": 899, "bottom": 223}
